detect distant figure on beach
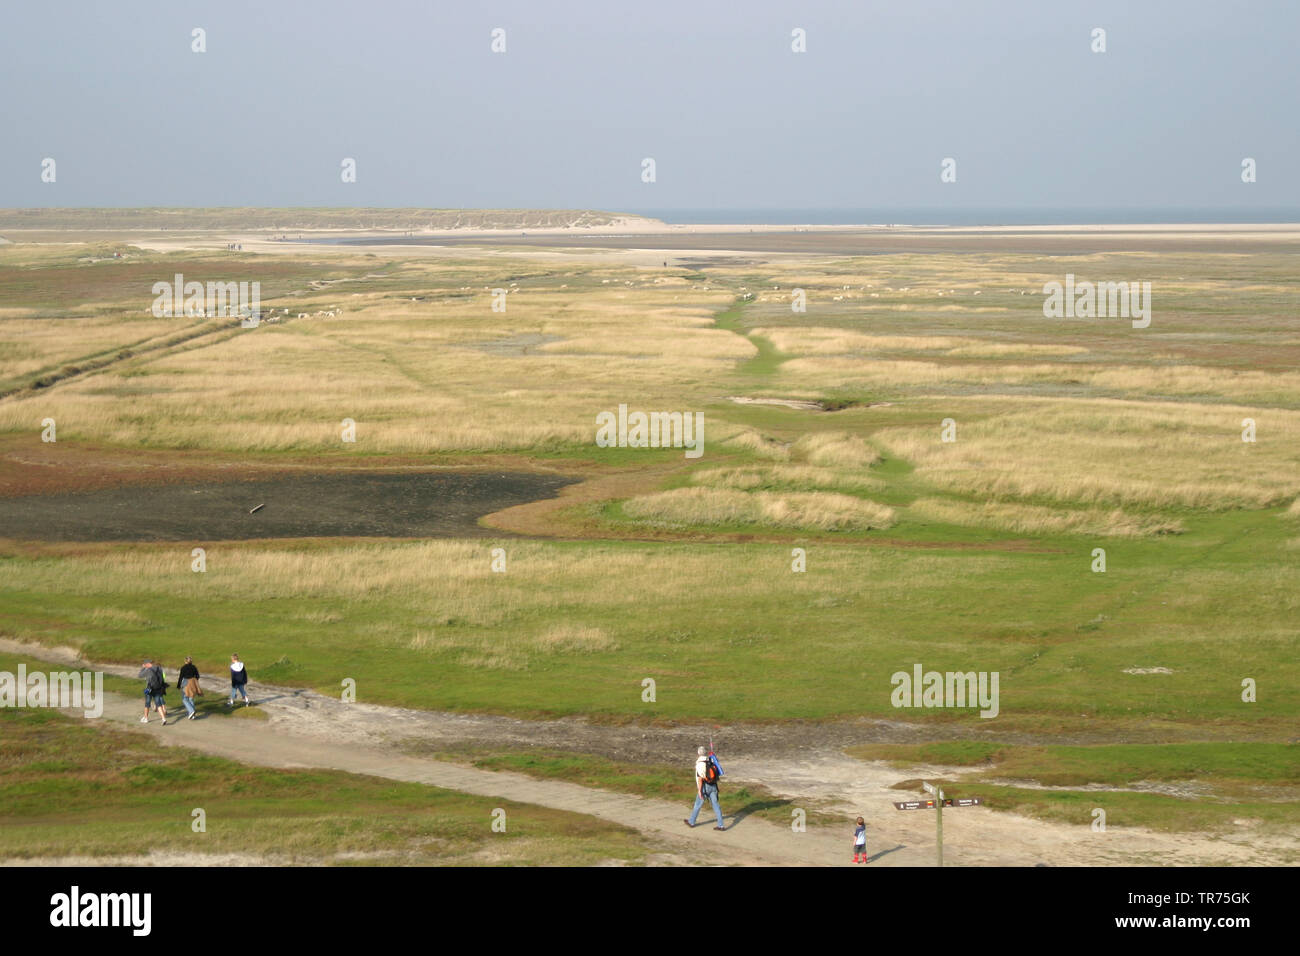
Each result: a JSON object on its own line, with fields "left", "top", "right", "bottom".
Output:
{"left": 227, "top": 654, "right": 251, "bottom": 706}
{"left": 138, "top": 658, "right": 169, "bottom": 725}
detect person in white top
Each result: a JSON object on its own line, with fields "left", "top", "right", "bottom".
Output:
{"left": 684, "top": 745, "right": 725, "bottom": 831}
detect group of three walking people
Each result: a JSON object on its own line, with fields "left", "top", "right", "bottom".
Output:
{"left": 137, "top": 654, "right": 251, "bottom": 725}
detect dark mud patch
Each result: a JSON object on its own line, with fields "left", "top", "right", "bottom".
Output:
{"left": 0, "top": 471, "right": 578, "bottom": 542}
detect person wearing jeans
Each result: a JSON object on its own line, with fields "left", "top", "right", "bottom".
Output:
{"left": 227, "top": 654, "right": 251, "bottom": 706}
{"left": 178, "top": 656, "right": 201, "bottom": 719}
{"left": 684, "top": 745, "right": 725, "bottom": 831}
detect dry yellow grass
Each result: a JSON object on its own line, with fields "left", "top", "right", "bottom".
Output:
{"left": 1086, "top": 365, "right": 1300, "bottom": 405}
{"left": 406, "top": 622, "right": 615, "bottom": 670}
{"left": 908, "top": 498, "right": 1185, "bottom": 537}
{"left": 790, "top": 431, "right": 880, "bottom": 467}
{"left": 754, "top": 327, "right": 1088, "bottom": 359}
{"left": 295, "top": 610, "right": 344, "bottom": 625}
{"left": 26, "top": 538, "right": 881, "bottom": 621}
{"left": 0, "top": 315, "right": 201, "bottom": 383}
{"left": 622, "top": 486, "right": 895, "bottom": 531}
{"left": 691, "top": 464, "right": 884, "bottom": 493}
{"left": 717, "top": 430, "right": 880, "bottom": 469}
{"left": 0, "top": 537, "right": 983, "bottom": 613}
{"left": 879, "top": 397, "right": 1300, "bottom": 510}
{"left": 778, "top": 357, "right": 1072, "bottom": 390}
{"left": 89, "top": 606, "right": 152, "bottom": 626}
{"left": 0, "top": 278, "right": 743, "bottom": 452}
{"left": 720, "top": 427, "right": 791, "bottom": 460}
{"left": 946, "top": 343, "right": 1089, "bottom": 358}
{"left": 773, "top": 353, "right": 1300, "bottom": 407}
{"left": 532, "top": 624, "right": 616, "bottom": 653}
{"left": 5, "top": 246, "right": 1297, "bottom": 527}
{"left": 754, "top": 328, "right": 974, "bottom": 355}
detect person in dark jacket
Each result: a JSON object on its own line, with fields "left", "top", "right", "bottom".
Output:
{"left": 178, "top": 656, "right": 201, "bottom": 720}
{"left": 137, "top": 658, "right": 169, "bottom": 725}
{"left": 227, "top": 654, "right": 251, "bottom": 706}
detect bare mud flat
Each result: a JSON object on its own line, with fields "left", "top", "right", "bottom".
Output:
{"left": 0, "top": 471, "right": 577, "bottom": 542}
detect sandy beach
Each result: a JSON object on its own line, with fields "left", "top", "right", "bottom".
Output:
{"left": 8, "top": 220, "right": 1298, "bottom": 263}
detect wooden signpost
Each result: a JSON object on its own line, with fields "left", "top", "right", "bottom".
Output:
{"left": 893, "top": 782, "right": 983, "bottom": 867}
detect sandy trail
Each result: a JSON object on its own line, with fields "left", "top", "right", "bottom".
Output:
{"left": 4, "top": 639, "right": 1293, "bottom": 867}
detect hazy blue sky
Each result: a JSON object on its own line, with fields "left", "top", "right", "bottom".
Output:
{"left": 2, "top": 0, "right": 1297, "bottom": 214}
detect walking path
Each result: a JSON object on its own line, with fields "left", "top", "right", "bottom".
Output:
{"left": 5, "top": 639, "right": 1292, "bottom": 867}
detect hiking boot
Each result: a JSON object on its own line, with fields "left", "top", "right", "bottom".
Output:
{"left": 713, "top": 826, "right": 726, "bottom": 831}
{"left": 683, "top": 820, "right": 693, "bottom": 828}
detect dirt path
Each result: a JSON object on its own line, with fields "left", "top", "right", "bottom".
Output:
{"left": 33, "top": 678, "right": 866, "bottom": 867}
{"left": 6, "top": 639, "right": 1293, "bottom": 866}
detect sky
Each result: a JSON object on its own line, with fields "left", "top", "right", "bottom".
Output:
{"left": 1, "top": 0, "right": 1297, "bottom": 215}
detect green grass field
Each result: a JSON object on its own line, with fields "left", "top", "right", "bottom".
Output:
{"left": 848, "top": 741, "right": 1300, "bottom": 833}
{"left": 0, "top": 705, "right": 649, "bottom": 865}
{"left": 0, "top": 525, "right": 1296, "bottom": 733}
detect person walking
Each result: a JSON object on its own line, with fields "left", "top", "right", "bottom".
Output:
{"left": 684, "top": 745, "right": 725, "bottom": 831}
{"left": 227, "top": 654, "right": 251, "bottom": 706}
{"left": 137, "top": 658, "right": 169, "bottom": 725}
{"left": 178, "top": 656, "right": 202, "bottom": 720}
{"left": 853, "top": 816, "right": 868, "bottom": 863}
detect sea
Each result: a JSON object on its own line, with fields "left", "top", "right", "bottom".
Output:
{"left": 633, "top": 208, "right": 1300, "bottom": 226}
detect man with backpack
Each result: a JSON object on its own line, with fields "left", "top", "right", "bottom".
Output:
{"left": 684, "top": 745, "right": 726, "bottom": 831}
{"left": 138, "top": 658, "right": 169, "bottom": 725}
